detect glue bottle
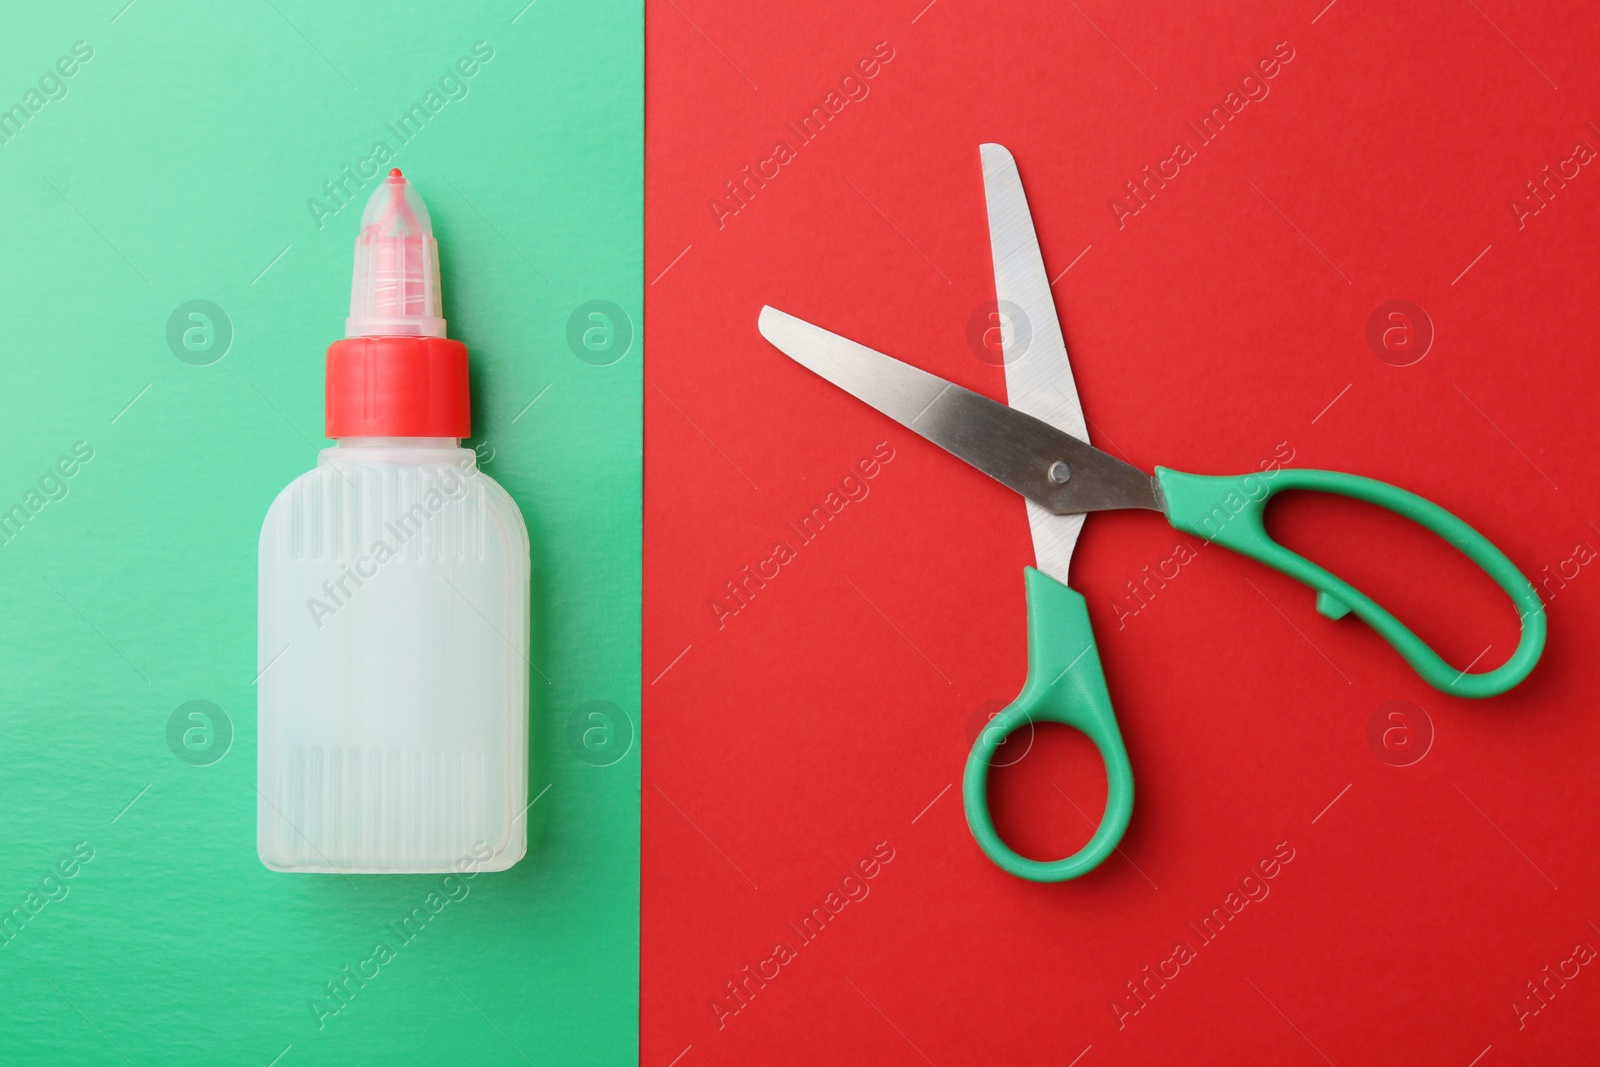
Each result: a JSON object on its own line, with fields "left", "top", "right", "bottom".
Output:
{"left": 258, "top": 169, "right": 530, "bottom": 873}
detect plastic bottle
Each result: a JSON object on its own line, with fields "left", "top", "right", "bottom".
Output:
{"left": 258, "top": 169, "right": 529, "bottom": 874}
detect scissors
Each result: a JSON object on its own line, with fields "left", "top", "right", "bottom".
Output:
{"left": 757, "top": 143, "right": 1547, "bottom": 883}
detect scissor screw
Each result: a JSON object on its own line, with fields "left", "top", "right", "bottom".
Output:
{"left": 1047, "top": 461, "right": 1072, "bottom": 485}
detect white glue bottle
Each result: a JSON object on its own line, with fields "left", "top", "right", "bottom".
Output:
{"left": 258, "top": 169, "right": 529, "bottom": 874}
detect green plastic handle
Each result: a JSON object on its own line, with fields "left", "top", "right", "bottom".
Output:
{"left": 1156, "top": 467, "right": 1546, "bottom": 698}
{"left": 963, "top": 568, "right": 1134, "bottom": 882}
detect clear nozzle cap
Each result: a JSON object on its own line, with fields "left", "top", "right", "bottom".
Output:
{"left": 345, "top": 169, "right": 447, "bottom": 339}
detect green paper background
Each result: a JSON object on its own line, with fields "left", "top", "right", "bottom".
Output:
{"left": 0, "top": 2, "right": 640, "bottom": 1063}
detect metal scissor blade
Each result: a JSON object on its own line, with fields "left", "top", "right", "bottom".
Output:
{"left": 758, "top": 306, "right": 1161, "bottom": 516}
{"left": 982, "top": 143, "right": 1090, "bottom": 584}
{"left": 984, "top": 144, "right": 1086, "bottom": 442}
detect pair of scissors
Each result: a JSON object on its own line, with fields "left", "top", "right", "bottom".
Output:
{"left": 757, "top": 143, "right": 1547, "bottom": 882}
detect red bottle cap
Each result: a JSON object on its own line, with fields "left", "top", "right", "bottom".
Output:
{"left": 325, "top": 335, "right": 471, "bottom": 438}
{"left": 325, "top": 169, "right": 471, "bottom": 438}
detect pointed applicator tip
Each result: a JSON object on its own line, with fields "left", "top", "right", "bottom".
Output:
{"left": 345, "top": 169, "right": 446, "bottom": 339}
{"left": 382, "top": 169, "right": 423, "bottom": 234}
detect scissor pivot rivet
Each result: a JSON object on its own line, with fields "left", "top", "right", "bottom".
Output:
{"left": 1047, "top": 461, "right": 1072, "bottom": 485}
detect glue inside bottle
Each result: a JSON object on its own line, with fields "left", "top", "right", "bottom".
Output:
{"left": 258, "top": 170, "right": 530, "bottom": 874}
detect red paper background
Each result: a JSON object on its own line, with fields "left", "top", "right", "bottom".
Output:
{"left": 643, "top": 1, "right": 1600, "bottom": 1063}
